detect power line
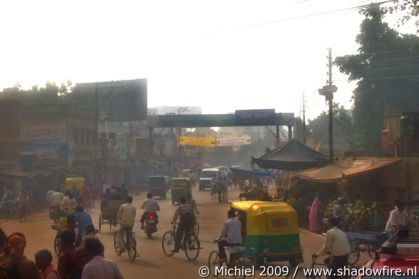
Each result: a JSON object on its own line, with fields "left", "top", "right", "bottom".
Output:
{"left": 224, "top": 0, "right": 394, "bottom": 31}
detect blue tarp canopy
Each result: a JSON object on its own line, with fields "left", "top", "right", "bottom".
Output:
{"left": 230, "top": 168, "right": 274, "bottom": 177}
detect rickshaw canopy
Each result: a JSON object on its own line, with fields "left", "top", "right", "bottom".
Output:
{"left": 231, "top": 201, "right": 298, "bottom": 236}
{"left": 64, "top": 177, "right": 85, "bottom": 191}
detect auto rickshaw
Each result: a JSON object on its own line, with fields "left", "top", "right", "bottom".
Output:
{"left": 64, "top": 177, "right": 85, "bottom": 191}
{"left": 171, "top": 177, "right": 192, "bottom": 205}
{"left": 231, "top": 201, "right": 303, "bottom": 266}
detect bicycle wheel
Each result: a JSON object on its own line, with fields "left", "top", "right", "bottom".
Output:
{"left": 348, "top": 240, "right": 360, "bottom": 266}
{"left": 127, "top": 234, "right": 137, "bottom": 262}
{"left": 184, "top": 233, "right": 200, "bottom": 261}
{"left": 194, "top": 222, "right": 200, "bottom": 237}
{"left": 114, "top": 231, "right": 123, "bottom": 256}
{"left": 208, "top": 250, "right": 228, "bottom": 277}
{"left": 54, "top": 233, "right": 60, "bottom": 256}
{"left": 162, "top": 231, "right": 175, "bottom": 257}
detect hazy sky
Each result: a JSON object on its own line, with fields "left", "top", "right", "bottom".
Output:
{"left": 0, "top": 0, "right": 415, "bottom": 120}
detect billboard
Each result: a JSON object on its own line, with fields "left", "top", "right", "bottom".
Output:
{"left": 216, "top": 136, "right": 251, "bottom": 147}
{"left": 76, "top": 79, "right": 147, "bottom": 122}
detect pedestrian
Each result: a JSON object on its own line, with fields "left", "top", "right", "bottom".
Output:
{"left": 385, "top": 200, "right": 407, "bottom": 237}
{"left": 309, "top": 193, "right": 321, "bottom": 233}
{"left": 70, "top": 186, "right": 81, "bottom": 205}
{"left": 0, "top": 232, "right": 41, "bottom": 279}
{"left": 74, "top": 206, "right": 93, "bottom": 235}
{"left": 57, "top": 230, "right": 76, "bottom": 279}
{"left": 81, "top": 238, "right": 124, "bottom": 279}
{"left": 65, "top": 215, "right": 82, "bottom": 247}
{"left": 16, "top": 189, "right": 29, "bottom": 222}
{"left": 312, "top": 217, "right": 351, "bottom": 279}
{"left": 87, "top": 184, "right": 95, "bottom": 209}
{"left": 73, "top": 247, "right": 89, "bottom": 279}
{"left": 35, "top": 249, "right": 60, "bottom": 279}
{"left": 80, "top": 185, "right": 89, "bottom": 212}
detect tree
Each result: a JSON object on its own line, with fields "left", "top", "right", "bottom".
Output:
{"left": 382, "top": 0, "right": 418, "bottom": 28}
{"left": 335, "top": 4, "right": 419, "bottom": 151}
{"left": 307, "top": 103, "right": 354, "bottom": 152}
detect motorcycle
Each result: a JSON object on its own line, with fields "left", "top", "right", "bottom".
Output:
{"left": 143, "top": 213, "right": 158, "bottom": 239}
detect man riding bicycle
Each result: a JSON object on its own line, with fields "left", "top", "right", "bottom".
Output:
{"left": 171, "top": 196, "right": 194, "bottom": 253}
{"left": 140, "top": 193, "right": 160, "bottom": 229}
{"left": 215, "top": 209, "right": 242, "bottom": 263}
{"left": 116, "top": 196, "right": 136, "bottom": 253}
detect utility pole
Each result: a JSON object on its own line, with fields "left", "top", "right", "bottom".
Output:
{"left": 301, "top": 92, "right": 307, "bottom": 144}
{"left": 318, "top": 48, "right": 337, "bottom": 164}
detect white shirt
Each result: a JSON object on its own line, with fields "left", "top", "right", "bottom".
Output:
{"left": 219, "top": 218, "right": 242, "bottom": 244}
{"left": 81, "top": 256, "right": 124, "bottom": 279}
{"left": 385, "top": 207, "right": 406, "bottom": 232}
{"left": 116, "top": 203, "right": 136, "bottom": 227}
{"left": 319, "top": 226, "right": 351, "bottom": 257}
{"left": 46, "top": 272, "right": 58, "bottom": 279}
{"left": 141, "top": 199, "right": 160, "bottom": 213}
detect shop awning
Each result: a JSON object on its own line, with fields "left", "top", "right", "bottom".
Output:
{"left": 296, "top": 157, "right": 403, "bottom": 183}
{"left": 0, "top": 171, "right": 40, "bottom": 179}
{"left": 252, "top": 139, "right": 329, "bottom": 171}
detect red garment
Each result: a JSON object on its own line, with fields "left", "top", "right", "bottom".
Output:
{"left": 41, "top": 263, "right": 61, "bottom": 279}
{"left": 58, "top": 246, "right": 75, "bottom": 279}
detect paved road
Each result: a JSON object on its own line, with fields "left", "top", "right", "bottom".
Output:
{"left": 0, "top": 186, "right": 370, "bottom": 278}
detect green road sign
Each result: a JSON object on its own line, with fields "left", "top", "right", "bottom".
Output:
{"left": 148, "top": 112, "right": 294, "bottom": 128}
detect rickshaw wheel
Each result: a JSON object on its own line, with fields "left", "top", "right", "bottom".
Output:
{"left": 162, "top": 231, "right": 175, "bottom": 257}
{"left": 184, "top": 233, "right": 200, "bottom": 261}
{"left": 54, "top": 234, "right": 60, "bottom": 256}
{"left": 98, "top": 216, "right": 102, "bottom": 232}
{"left": 114, "top": 231, "right": 123, "bottom": 256}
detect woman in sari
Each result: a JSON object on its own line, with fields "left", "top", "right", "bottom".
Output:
{"left": 309, "top": 193, "right": 321, "bottom": 233}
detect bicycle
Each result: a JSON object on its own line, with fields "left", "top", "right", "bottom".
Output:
{"left": 208, "top": 241, "right": 250, "bottom": 279}
{"left": 114, "top": 227, "right": 137, "bottom": 262}
{"left": 161, "top": 222, "right": 200, "bottom": 261}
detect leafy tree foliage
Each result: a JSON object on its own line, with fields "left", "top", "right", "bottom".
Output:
{"left": 335, "top": 4, "right": 419, "bottom": 151}
{"left": 307, "top": 103, "right": 354, "bottom": 152}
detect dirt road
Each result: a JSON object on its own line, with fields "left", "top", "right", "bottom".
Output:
{"left": 0, "top": 187, "right": 368, "bottom": 278}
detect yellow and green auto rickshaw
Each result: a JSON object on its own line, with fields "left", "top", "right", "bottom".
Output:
{"left": 64, "top": 177, "right": 85, "bottom": 191}
{"left": 170, "top": 177, "right": 192, "bottom": 205}
{"left": 231, "top": 201, "right": 303, "bottom": 266}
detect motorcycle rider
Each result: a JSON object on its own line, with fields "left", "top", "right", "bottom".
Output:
{"left": 140, "top": 193, "right": 160, "bottom": 230}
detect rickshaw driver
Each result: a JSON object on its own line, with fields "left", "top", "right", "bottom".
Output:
{"left": 171, "top": 196, "right": 194, "bottom": 253}
{"left": 140, "top": 193, "right": 160, "bottom": 229}
{"left": 312, "top": 217, "right": 351, "bottom": 279}
{"left": 116, "top": 196, "right": 136, "bottom": 253}
{"left": 215, "top": 209, "right": 242, "bottom": 263}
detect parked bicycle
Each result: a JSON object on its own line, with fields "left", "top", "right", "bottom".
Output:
{"left": 161, "top": 222, "right": 200, "bottom": 261}
{"left": 114, "top": 227, "right": 137, "bottom": 262}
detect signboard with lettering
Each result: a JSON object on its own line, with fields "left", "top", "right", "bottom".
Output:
{"left": 216, "top": 136, "right": 251, "bottom": 147}
{"left": 149, "top": 112, "right": 294, "bottom": 128}
{"left": 22, "top": 125, "right": 67, "bottom": 143}
{"left": 235, "top": 109, "right": 276, "bottom": 126}
{"left": 179, "top": 136, "right": 216, "bottom": 147}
